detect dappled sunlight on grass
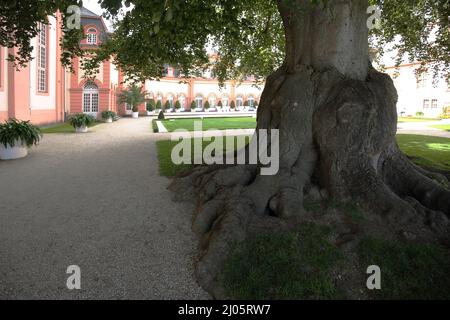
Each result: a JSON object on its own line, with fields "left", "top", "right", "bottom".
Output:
{"left": 431, "top": 124, "right": 450, "bottom": 132}
{"left": 398, "top": 117, "right": 441, "bottom": 123}
{"left": 397, "top": 134, "right": 450, "bottom": 170}
{"left": 426, "top": 143, "right": 450, "bottom": 152}
{"left": 161, "top": 117, "right": 256, "bottom": 132}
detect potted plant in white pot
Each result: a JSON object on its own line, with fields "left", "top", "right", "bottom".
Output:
{"left": 174, "top": 100, "right": 181, "bottom": 113}
{"left": 69, "top": 113, "right": 96, "bottom": 133}
{"left": 155, "top": 100, "right": 162, "bottom": 114}
{"left": 118, "top": 84, "right": 148, "bottom": 119}
{"left": 146, "top": 99, "right": 155, "bottom": 116}
{"left": 101, "top": 111, "right": 116, "bottom": 123}
{"left": 0, "top": 119, "right": 42, "bottom": 160}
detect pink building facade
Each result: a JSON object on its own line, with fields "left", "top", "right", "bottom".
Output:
{"left": 0, "top": 7, "right": 263, "bottom": 125}
{"left": 0, "top": 8, "right": 122, "bottom": 125}
{"left": 0, "top": 13, "right": 66, "bottom": 125}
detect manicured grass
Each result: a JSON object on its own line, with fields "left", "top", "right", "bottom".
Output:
{"left": 359, "top": 238, "right": 450, "bottom": 299}
{"left": 152, "top": 119, "right": 159, "bottom": 133}
{"left": 221, "top": 223, "right": 343, "bottom": 300}
{"left": 431, "top": 124, "right": 450, "bottom": 132}
{"left": 156, "top": 136, "right": 251, "bottom": 177}
{"left": 221, "top": 223, "right": 450, "bottom": 300}
{"left": 40, "top": 122, "right": 100, "bottom": 134}
{"left": 160, "top": 117, "right": 256, "bottom": 132}
{"left": 156, "top": 134, "right": 450, "bottom": 177}
{"left": 398, "top": 117, "right": 441, "bottom": 123}
{"left": 397, "top": 134, "right": 450, "bottom": 170}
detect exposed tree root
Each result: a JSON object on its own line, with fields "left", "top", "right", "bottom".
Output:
{"left": 168, "top": 66, "right": 450, "bottom": 298}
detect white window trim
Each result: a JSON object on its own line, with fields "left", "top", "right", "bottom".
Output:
{"left": 83, "top": 83, "right": 99, "bottom": 113}
{"left": 87, "top": 33, "right": 97, "bottom": 45}
{"left": 37, "top": 22, "right": 47, "bottom": 93}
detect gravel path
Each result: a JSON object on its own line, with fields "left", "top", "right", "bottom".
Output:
{"left": 0, "top": 117, "right": 209, "bottom": 299}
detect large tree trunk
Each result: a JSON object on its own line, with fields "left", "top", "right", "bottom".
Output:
{"left": 169, "top": 0, "right": 450, "bottom": 297}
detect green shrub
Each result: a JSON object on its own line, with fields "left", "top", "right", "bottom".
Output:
{"left": 217, "top": 100, "right": 223, "bottom": 108}
{"left": 164, "top": 100, "right": 171, "bottom": 111}
{"left": 69, "top": 113, "right": 96, "bottom": 128}
{"left": 152, "top": 119, "right": 159, "bottom": 132}
{"left": 190, "top": 100, "right": 196, "bottom": 110}
{"left": 146, "top": 99, "right": 155, "bottom": 111}
{"left": 222, "top": 223, "right": 343, "bottom": 299}
{"left": 230, "top": 100, "right": 235, "bottom": 109}
{"left": 101, "top": 111, "right": 116, "bottom": 120}
{"left": 204, "top": 101, "right": 210, "bottom": 109}
{"left": 156, "top": 100, "right": 162, "bottom": 110}
{"left": 0, "top": 119, "right": 42, "bottom": 148}
{"left": 415, "top": 111, "right": 425, "bottom": 117}
{"left": 175, "top": 100, "right": 181, "bottom": 109}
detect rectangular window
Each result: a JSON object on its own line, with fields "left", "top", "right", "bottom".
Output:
{"left": 83, "top": 92, "right": 99, "bottom": 112}
{"left": 83, "top": 94, "right": 91, "bottom": 113}
{"left": 37, "top": 22, "right": 47, "bottom": 93}
{"left": 423, "top": 99, "right": 430, "bottom": 109}
{"left": 417, "top": 72, "right": 428, "bottom": 89}
{"left": 431, "top": 99, "right": 438, "bottom": 109}
{"left": 91, "top": 93, "right": 99, "bottom": 112}
{"left": 87, "top": 33, "right": 97, "bottom": 45}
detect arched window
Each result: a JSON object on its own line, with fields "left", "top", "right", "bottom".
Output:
{"left": 83, "top": 83, "right": 99, "bottom": 113}
{"left": 221, "top": 94, "right": 229, "bottom": 107}
{"left": 37, "top": 22, "right": 48, "bottom": 93}
{"left": 208, "top": 94, "right": 216, "bottom": 108}
{"left": 178, "top": 94, "right": 186, "bottom": 109}
{"left": 167, "top": 94, "right": 174, "bottom": 109}
{"left": 156, "top": 93, "right": 163, "bottom": 107}
{"left": 236, "top": 94, "right": 244, "bottom": 108}
{"left": 195, "top": 95, "right": 203, "bottom": 109}
{"left": 87, "top": 28, "right": 97, "bottom": 45}
{"left": 247, "top": 95, "right": 255, "bottom": 107}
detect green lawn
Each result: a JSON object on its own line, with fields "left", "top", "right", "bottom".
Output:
{"left": 40, "top": 122, "right": 100, "bottom": 134}
{"left": 157, "top": 134, "right": 450, "bottom": 177}
{"left": 159, "top": 117, "right": 256, "bottom": 132}
{"left": 397, "top": 134, "right": 450, "bottom": 170}
{"left": 222, "top": 223, "right": 343, "bottom": 299}
{"left": 156, "top": 136, "right": 251, "bottom": 177}
{"left": 359, "top": 238, "right": 450, "bottom": 299}
{"left": 158, "top": 117, "right": 438, "bottom": 131}
{"left": 398, "top": 117, "right": 441, "bottom": 123}
{"left": 431, "top": 124, "right": 450, "bottom": 132}
{"left": 222, "top": 224, "right": 450, "bottom": 299}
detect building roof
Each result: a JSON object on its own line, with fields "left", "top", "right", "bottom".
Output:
{"left": 80, "top": 7, "right": 110, "bottom": 46}
{"left": 81, "top": 7, "right": 100, "bottom": 18}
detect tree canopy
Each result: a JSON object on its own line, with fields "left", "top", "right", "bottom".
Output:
{"left": 1, "top": 0, "right": 449, "bottom": 81}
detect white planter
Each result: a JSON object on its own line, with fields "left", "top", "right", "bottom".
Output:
{"left": 105, "top": 117, "right": 113, "bottom": 123}
{"left": 0, "top": 140, "right": 28, "bottom": 160}
{"left": 146, "top": 111, "right": 152, "bottom": 116}
{"left": 132, "top": 112, "right": 139, "bottom": 118}
{"left": 75, "top": 125, "right": 88, "bottom": 133}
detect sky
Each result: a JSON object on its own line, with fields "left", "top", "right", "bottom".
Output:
{"left": 83, "top": 0, "right": 113, "bottom": 30}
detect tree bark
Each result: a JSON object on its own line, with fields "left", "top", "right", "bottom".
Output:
{"left": 169, "top": 0, "right": 450, "bottom": 297}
